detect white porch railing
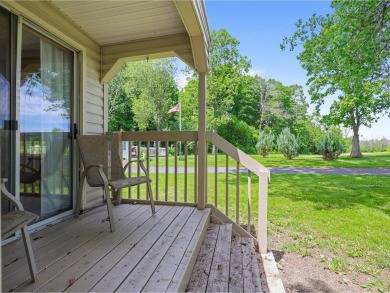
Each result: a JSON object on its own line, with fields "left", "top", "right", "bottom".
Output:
{"left": 110, "top": 131, "right": 270, "bottom": 253}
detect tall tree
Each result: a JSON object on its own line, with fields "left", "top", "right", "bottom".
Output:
{"left": 108, "top": 63, "right": 137, "bottom": 131}
{"left": 207, "top": 29, "right": 251, "bottom": 132}
{"left": 282, "top": 0, "right": 390, "bottom": 157}
{"left": 108, "top": 59, "right": 179, "bottom": 131}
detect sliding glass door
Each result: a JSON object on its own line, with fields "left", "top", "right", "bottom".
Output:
{"left": 19, "top": 25, "right": 74, "bottom": 220}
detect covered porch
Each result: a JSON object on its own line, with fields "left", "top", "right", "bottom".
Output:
{"left": 2, "top": 203, "right": 270, "bottom": 292}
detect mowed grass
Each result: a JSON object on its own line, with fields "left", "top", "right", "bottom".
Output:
{"left": 123, "top": 172, "right": 389, "bottom": 290}
{"left": 268, "top": 174, "right": 390, "bottom": 291}
{"left": 129, "top": 151, "right": 390, "bottom": 169}
{"left": 253, "top": 152, "right": 390, "bottom": 168}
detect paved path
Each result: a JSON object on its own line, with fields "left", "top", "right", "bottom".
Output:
{"left": 269, "top": 167, "right": 390, "bottom": 175}
{"left": 134, "top": 166, "right": 390, "bottom": 176}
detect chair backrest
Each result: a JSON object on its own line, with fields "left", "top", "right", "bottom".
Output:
{"left": 78, "top": 135, "right": 126, "bottom": 187}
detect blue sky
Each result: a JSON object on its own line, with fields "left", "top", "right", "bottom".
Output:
{"left": 202, "top": 0, "right": 390, "bottom": 139}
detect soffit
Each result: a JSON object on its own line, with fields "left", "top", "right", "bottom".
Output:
{"left": 49, "top": 1, "right": 187, "bottom": 45}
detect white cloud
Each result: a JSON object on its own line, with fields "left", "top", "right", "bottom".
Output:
{"left": 246, "top": 68, "right": 266, "bottom": 78}
{"left": 175, "top": 72, "right": 192, "bottom": 90}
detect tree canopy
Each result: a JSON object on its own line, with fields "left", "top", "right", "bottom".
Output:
{"left": 282, "top": 0, "right": 390, "bottom": 157}
{"left": 109, "top": 28, "right": 334, "bottom": 155}
{"left": 108, "top": 59, "right": 179, "bottom": 131}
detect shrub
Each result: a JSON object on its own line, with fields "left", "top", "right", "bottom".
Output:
{"left": 318, "top": 131, "right": 346, "bottom": 160}
{"left": 277, "top": 128, "right": 299, "bottom": 159}
{"left": 387, "top": 146, "right": 390, "bottom": 153}
{"left": 256, "top": 131, "right": 274, "bottom": 157}
{"left": 217, "top": 117, "right": 258, "bottom": 154}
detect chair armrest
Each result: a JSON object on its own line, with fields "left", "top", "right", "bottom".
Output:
{"left": 123, "top": 159, "right": 149, "bottom": 177}
{"left": 20, "top": 164, "right": 39, "bottom": 173}
{"left": 1, "top": 178, "right": 24, "bottom": 211}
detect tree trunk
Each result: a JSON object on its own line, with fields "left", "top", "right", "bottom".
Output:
{"left": 350, "top": 124, "right": 363, "bottom": 158}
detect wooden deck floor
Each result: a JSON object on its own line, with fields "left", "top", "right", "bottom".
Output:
{"left": 2, "top": 204, "right": 210, "bottom": 292}
{"left": 187, "top": 224, "right": 268, "bottom": 292}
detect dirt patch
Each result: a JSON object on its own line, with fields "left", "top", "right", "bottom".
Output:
{"left": 268, "top": 233, "right": 379, "bottom": 293}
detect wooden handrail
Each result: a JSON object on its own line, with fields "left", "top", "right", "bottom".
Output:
{"left": 119, "top": 131, "right": 198, "bottom": 142}
{"left": 206, "top": 131, "right": 270, "bottom": 178}
{"left": 109, "top": 130, "right": 269, "bottom": 253}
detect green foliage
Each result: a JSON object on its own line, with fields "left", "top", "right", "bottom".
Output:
{"left": 207, "top": 29, "right": 251, "bottom": 131}
{"left": 108, "top": 59, "right": 179, "bottom": 131}
{"left": 180, "top": 78, "right": 199, "bottom": 130}
{"left": 387, "top": 146, "right": 390, "bottom": 152}
{"left": 360, "top": 137, "right": 390, "bottom": 152}
{"left": 217, "top": 117, "right": 258, "bottom": 154}
{"left": 298, "top": 114, "right": 325, "bottom": 154}
{"left": 256, "top": 130, "right": 274, "bottom": 157}
{"left": 181, "top": 28, "right": 322, "bottom": 153}
{"left": 277, "top": 128, "right": 299, "bottom": 159}
{"left": 318, "top": 130, "right": 346, "bottom": 160}
{"left": 282, "top": 0, "right": 390, "bottom": 158}
{"left": 108, "top": 64, "right": 136, "bottom": 131}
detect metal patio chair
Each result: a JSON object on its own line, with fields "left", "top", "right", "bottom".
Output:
{"left": 1, "top": 178, "right": 39, "bottom": 282}
{"left": 76, "top": 135, "right": 155, "bottom": 232}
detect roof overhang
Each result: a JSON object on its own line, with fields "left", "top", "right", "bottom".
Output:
{"left": 47, "top": 0, "right": 210, "bottom": 82}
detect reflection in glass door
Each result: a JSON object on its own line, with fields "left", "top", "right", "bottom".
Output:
{"left": 20, "top": 25, "right": 73, "bottom": 220}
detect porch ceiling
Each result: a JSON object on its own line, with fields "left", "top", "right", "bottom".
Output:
{"left": 49, "top": 1, "right": 186, "bottom": 45}
{"left": 48, "top": 0, "right": 210, "bottom": 81}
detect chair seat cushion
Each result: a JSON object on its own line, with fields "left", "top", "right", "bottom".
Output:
{"left": 1, "top": 211, "right": 39, "bottom": 240}
{"left": 110, "top": 176, "right": 151, "bottom": 190}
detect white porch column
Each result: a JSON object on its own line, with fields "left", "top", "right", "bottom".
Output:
{"left": 197, "top": 72, "right": 206, "bottom": 210}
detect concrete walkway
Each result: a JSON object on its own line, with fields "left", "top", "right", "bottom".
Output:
{"left": 269, "top": 167, "right": 390, "bottom": 175}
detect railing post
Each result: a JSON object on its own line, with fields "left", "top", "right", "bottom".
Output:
{"left": 111, "top": 131, "right": 123, "bottom": 159}
{"left": 197, "top": 72, "right": 207, "bottom": 210}
{"left": 257, "top": 170, "right": 269, "bottom": 254}
{"left": 111, "top": 131, "right": 123, "bottom": 204}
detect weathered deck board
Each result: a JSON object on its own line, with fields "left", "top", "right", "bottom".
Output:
{"left": 32, "top": 205, "right": 159, "bottom": 292}
{"left": 64, "top": 205, "right": 173, "bottom": 292}
{"left": 5, "top": 204, "right": 133, "bottom": 292}
{"left": 187, "top": 225, "right": 265, "bottom": 293}
{"left": 117, "top": 206, "right": 195, "bottom": 292}
{"left": 166, "top": 209, "right": 210, "bottom": 292}
{"left": 242, "top": 237, "right": 262, "bottom": 293}
{"left": 2, "top": 205, "right": 133, "bottom": 279}
{"left": 186, "top": 224, "right": 220, "bottom": 292}
{"left": 229, "top": 236, "right": 244, "bottom": 292}
{"left": 206, "top": 224, "right": 232, "bottom": 292}
{"left": 2, "top": 204, "right": 220, "bottom": 293}
{"left": 143, "top": 208, "right": 208, "bottom": 292}
{"left": 90, "top": 206, "right": 184, "bottom": 292}
{"left": 2, "top": 205, "right": 107, "bottom": 267}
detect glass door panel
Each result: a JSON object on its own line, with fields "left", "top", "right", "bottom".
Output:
{"left": 20, "top": 25, "right": 73, "bottom": 220}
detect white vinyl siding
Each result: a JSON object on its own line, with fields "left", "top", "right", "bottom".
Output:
{"left": 3, "top": 1, "right": 107, "bottom": 210}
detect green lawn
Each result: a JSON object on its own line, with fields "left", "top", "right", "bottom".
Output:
{"left": 123, "top": 172, "right": 389, "bottom": 291}
{"left": 131, "top": 152, "right": 390, "bottom": 169}
{"left": 268, "top": 174, "right": 389, "bottom": 291}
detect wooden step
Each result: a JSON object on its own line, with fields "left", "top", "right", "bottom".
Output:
{"left": 187, "top": 224, "right": 265, "bottom": 292}
{"left": 231, "top": 236, "right": 263, "bottom": 292}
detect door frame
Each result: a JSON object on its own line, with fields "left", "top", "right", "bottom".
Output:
{"left": 1, "top": 6, "right": 82, "bottom": 237}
